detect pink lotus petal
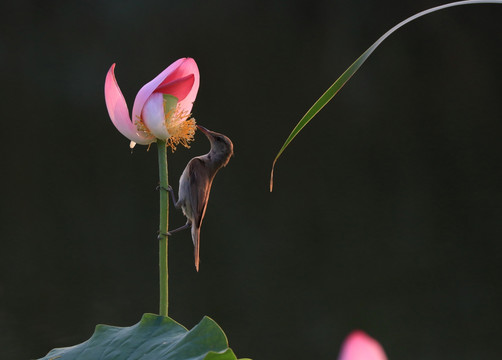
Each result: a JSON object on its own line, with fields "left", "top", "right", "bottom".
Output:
{"left": 173, "top": 58, "right": 199, "bottom": 114}
{"left": 132, "top": 58, "right": 187, "bottom": 126}
{"left": 153, "top": 58, "right": 200, "bottom": 114}
{"left": 104, "top": 64, "right": 154, "bottom": 145}
{"left": 142, "top": 93, "right": 170, "bottom": 140}
{"left": 338, "top": 331, "right": 387, "bottom": 360}
{"left": 155, "top": 74, "right": 195, "bottom": 100}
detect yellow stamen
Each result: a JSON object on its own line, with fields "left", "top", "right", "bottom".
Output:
{"left": 164, "top": 104, "right": 196, "bottom": 152}
{"left": 134, "top": 97, "right": 196, "bottom": 152}
{"left": 134, "top": 117, "right": 151, "bottom": 136}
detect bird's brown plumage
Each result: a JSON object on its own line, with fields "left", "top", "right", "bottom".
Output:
{"left": 172, "top": 125, "right": 233, "bottom": 271}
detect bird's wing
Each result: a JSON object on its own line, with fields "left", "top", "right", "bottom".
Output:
{"left": 188, "top": 158, "right": 212, "bottom": 228}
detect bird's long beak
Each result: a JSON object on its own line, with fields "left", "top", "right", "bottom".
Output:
{"left": 196, "top": 125, "right": 215, "bottom": 141}
{"left": 196, "top": 125, "right": 210, "bottom": 134}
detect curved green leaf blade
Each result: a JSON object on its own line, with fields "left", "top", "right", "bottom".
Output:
{"left": 270, "top": 0, "right": 502, "bottom": 191}
{"left": 38, "top": 314, "right": 246, "bottom": 360}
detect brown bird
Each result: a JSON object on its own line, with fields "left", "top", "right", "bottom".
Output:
{"left": 167, "top": 125, "right": 233, "bottom": 271}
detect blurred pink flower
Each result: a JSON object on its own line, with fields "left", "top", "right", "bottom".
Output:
{"left": 338, "top": 331, "right": 388, "bottom": 360}
{"left": 104, "top": 58, "right": 199, "bottom": 149}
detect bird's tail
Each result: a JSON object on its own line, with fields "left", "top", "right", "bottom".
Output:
{"left": 191, "top": 225, "right": 201, "bottom": 272}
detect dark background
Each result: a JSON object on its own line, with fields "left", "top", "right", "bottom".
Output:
{"left": 1, "top": 0, "right": 501, "bottom": 359}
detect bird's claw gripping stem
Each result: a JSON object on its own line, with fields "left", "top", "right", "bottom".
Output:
{"left": 156, "top": 185, "right": 179, "bottom": 206}
{"left": 166, "top": 222, "right": 192, "bottom": 235}
{"left": 157, "top": 231, "right": 170, "bottom": 240}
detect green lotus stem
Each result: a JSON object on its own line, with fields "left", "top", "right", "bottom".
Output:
{"left": 157, "top": 139, "right": 169, "bottom": 316}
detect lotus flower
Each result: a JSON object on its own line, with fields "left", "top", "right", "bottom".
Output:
{"left": 338, "top": 331, "right": 388, "bottom": 360}
{"left": 105, "top": 58, "right": 200, "bottom": 150}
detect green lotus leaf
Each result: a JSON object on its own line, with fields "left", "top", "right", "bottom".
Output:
{"left": 38, "top": 313, "right": 247, "bottom": 360}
